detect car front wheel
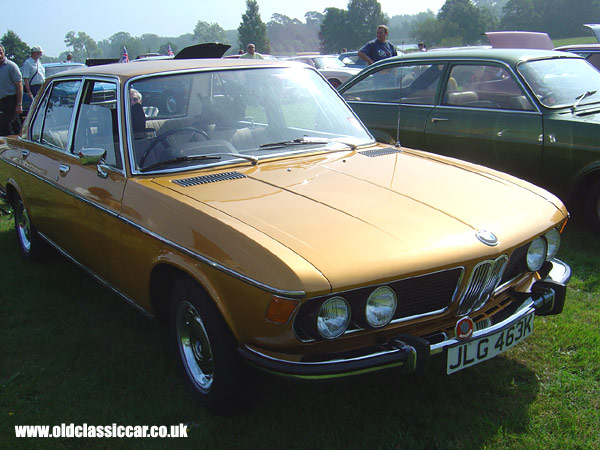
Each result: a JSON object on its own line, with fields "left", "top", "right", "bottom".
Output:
{"left": 170, "top": 276, "right": 247, "bottom": 411}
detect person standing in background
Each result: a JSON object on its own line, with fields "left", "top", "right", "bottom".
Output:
{"left": 0, "top": 44, "right": 23, "bottom": 136}
{"left": 22, "top": 46, "right": 45, "bottom": 100}
{"left": 358, "top": 25, "right": 397, "bottom": 65}
{"left": 240, "top": 43, "right": 264, "bottom": 60}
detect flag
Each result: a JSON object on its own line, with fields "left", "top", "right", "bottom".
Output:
{"left": 167, "top": 45, "right": 174, "bottom": 57}
{"left": 120, "top": 47, "right": 129, "bottom": 63}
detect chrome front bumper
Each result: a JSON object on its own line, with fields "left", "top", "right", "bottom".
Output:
{"left": 238, "top": 258, "right": 571, "bottom": 379}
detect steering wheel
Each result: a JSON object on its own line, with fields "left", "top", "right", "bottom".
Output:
{"left": 139, "top": 127, "right": 209, "bottom": 167}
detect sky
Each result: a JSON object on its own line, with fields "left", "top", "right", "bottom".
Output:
{"left": 4, "top": 0, "right": 446, "bottom": 57}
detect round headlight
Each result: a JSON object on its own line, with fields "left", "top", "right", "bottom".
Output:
{"left": 317, "top": 296, "right": 350, "bottom": 339}
{"left": 365, "top": 286, "right": 397, "bottom": 328}
{"left": 526, "top": 237, "right": 547, "bottom": 271}
{"left": 545, "top": 228, "right": 561, "bottom": 260}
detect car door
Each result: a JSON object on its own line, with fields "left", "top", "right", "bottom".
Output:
{"left": 424, "top": 62, "right": 544, "bottom": 183}
{"left": 341, "top": 62, "right": 444, "bottom": 147}
{"left": 23, "top": 78, "right": 126, "bottom": 282}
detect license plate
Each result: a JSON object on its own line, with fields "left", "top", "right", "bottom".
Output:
{"left": 447, "top": 311, "right": 534, "bottom": 374}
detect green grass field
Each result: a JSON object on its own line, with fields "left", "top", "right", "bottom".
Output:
{"left": 0, "top": 211, "right": 598, "bottom": 449}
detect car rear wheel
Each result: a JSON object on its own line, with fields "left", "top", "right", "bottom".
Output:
{"left": 170, "top": 276, "right": 247, "bottom": 411}
{"left": 13, "top": 197, "right": 46, "bottom": 261}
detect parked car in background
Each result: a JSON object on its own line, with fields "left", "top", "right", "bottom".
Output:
{"left": 484, "top": 27, "right": 600, "bottom": 71}
{"left": 555, "top": 24, "right": 600, "bottom": 70}
{"left": 339, "top": 48, "right": 600, "bottom": 229}
{"left": 1, "top": 58, "right": 570, "bottom": 411}
{"left": 338, "top": 51, "right": 368, "bottom": 69}
{"left": 286, "top": 53, "right": 361, "bottom": 87}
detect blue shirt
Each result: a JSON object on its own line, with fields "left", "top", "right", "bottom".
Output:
{"left": 359, "top": 39, "right": 397, "bottom": 63}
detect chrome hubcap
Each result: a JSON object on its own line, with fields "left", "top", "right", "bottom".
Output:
{"left": 17, "top": 204, "right": 32, "bottom": 252}
{"left": 176, "top": 301, "right": 214, "bottom": 391}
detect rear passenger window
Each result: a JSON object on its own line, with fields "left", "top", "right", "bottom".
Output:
{"left": 73, "top": 81, "right": 121, "bottom": 168}
{"left": 443, "top": 64, "right": 534, "bottom": 111}
{"left": 32, "top": 80, "right": 81, "bottom": 149}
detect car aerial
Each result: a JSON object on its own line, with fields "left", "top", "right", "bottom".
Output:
{"left": 0, "top": 58, "right": 570, "bottom": 411}
{"left": 339, "top": 48, "right": 600, "bottom": 230}
{"left": 338, "top": 51, "right": 368, "bottom": 69}
{"left": 285, "top": 53, "right": 361, "bottom": 87}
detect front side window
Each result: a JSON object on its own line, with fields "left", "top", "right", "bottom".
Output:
{"left": 73, "top": 81, "right": 121, "bottom": 168}
{"left": 342, "top": 63, "right": 443, "bottom": 104}
{"left": 443, "top": 64, "right": 533, "bottom": 111}
{"left": 30, "top": 80, "right": 81, "bottom": 149}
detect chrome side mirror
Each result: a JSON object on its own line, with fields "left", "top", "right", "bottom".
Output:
{"left": 78, "top": 148, "right": 106, "bottom": 165}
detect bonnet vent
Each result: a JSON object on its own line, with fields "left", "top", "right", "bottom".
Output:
{"left": 359, "top": 148, "right": 402, "bottom": 157}
{"left": 172, "top": 171, "right": 246, "bottom": 187}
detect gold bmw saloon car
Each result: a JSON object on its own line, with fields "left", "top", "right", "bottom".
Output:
{"left": 0, "top": 59, "right": 570, "bottom": 411}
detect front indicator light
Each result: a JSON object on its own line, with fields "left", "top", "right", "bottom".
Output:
{"left": 527, "top": 237, "right": 547, "bottom": 271}
{"left": 365, "top": 286, "right": 397, "bottom": 328}
{"left": 317, "top": 296, "right": 350, "bottom": 339}
{"left": 266, "top": 296, "right": 300, "bottom": 324}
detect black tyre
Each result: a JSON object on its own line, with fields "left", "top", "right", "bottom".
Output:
{"left": 170, "top": 276, "right": 248, "bottom": 412}
{"left": 13, "top": 197, "right": 46, "bottom": 261}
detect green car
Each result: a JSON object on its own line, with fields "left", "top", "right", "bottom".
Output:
{"left": 339, "top": 48, "right": 600, "bottom": 228}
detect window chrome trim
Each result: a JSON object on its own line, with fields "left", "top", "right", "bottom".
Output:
{"left": 20, "top": 75, "right": 126, "bottom": 176}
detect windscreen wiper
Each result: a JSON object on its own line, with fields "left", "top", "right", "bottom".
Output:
{"left": 572, "top": 90, "right": 598, "bottom": 113}
{"left": 140, "top": 152, "right": 258, "bottom": 173}
{"left": 259, "top": 137, "right": 357, "bottom": 151}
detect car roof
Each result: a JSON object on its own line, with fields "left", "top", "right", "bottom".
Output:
{"left": 43, "top": 62, "right": 86, "bottom": 67}
{"left": 369, "top": 48, "right": 581, "bottom": 66}
{"left": 50, "top": 58, "right": 293, "bottom": 81}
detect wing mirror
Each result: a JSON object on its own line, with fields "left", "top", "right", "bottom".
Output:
{"left": 78, "top": 148, "right": 106, "bottom": 165}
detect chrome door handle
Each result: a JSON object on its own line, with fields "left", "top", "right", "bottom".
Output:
{"left": 59, "top": 164, "right": 70, "bottom": 175}
{"left": 431, "top": 117, "right": 449, "bottom": 123}
{"left": 21, "top": 150, "right": 30, "bottom": 158}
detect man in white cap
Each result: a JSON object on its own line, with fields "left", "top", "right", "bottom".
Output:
{"left": 22, "top": 45, "right": 45, "bottom": 99}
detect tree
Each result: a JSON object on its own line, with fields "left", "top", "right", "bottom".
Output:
{"left": 347, "top": 0, "right": 386, "bottom": 50}
{"left": 500, "top": 0, "right": 541, "bottom": 31}
{"left": 438, "top": 0, "right": 489, "bottom": 44}
{"left": 64, "top": 31, "right": 101, "bottom": 60}
{"left": 193, "top": 20, "right": 227, "bottom": 43}
{"left": 238, "top": 0, "right": 270, "bottom": 54}
{"left": 319, "top": 7, "right": 350, "bottom": 53}
{"left": 305, "top": 11, "right": 324, "bottom": 32}
{"left": 1, "top": 30, "right": 29, "bottom": 67}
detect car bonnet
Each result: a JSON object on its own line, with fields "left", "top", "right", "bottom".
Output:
{"left": 155, "top": 149, "right": 566, "bottom": 288}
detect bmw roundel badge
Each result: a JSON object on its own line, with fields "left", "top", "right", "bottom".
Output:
{"left": 476, "top": 230, "right": 498, "bottom": 246}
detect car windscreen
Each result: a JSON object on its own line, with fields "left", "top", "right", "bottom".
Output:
{"left": 128, "top": 67, "right": 373, "bottom": 173}
{"left": 518, "top": 57, "right": 600, "bottom": 108}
